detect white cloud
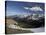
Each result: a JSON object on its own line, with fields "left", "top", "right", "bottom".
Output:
{"left": 30, "top": 7, "right": 43, "bottom": 11}
{"left": 24, "top": 6, "right": 43, "bottom": 11}
{"left": 24, "top": 7, "right": 29, "bottom": 10}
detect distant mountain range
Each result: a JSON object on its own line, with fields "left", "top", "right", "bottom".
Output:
{"left": 7, "top": 14, "right": 44, "bottom": 20}
{"left": 6, "top": 14, "right": 44, "bottom": 28}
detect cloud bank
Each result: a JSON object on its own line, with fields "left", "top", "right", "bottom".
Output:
{"left": 24, "top": 6, "right": 43, "bottom": 11}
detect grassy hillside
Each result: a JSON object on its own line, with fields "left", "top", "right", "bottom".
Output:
{"left": 5, "top": 18, "right": 33, "bottom": 34}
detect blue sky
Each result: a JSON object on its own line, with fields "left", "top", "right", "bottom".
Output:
{"left": 6, "top": 1, "right": 45, "bottom": 16}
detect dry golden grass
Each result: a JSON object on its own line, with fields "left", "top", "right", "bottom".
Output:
{"left": 6, "top": 18, "right": 33, "bottom": 34}
{"left": 6, "top": 19, "right": 17, "bottom": 25}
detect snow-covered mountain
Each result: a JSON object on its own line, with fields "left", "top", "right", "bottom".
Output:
{"left": 16, "top": 14, "right": 44, "bottom": 20}
{"left": 7, "top": 13, "right": 44, "bottom": 21}
{"left": 31, "top": 14, "right": 44, "bottom": 20}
